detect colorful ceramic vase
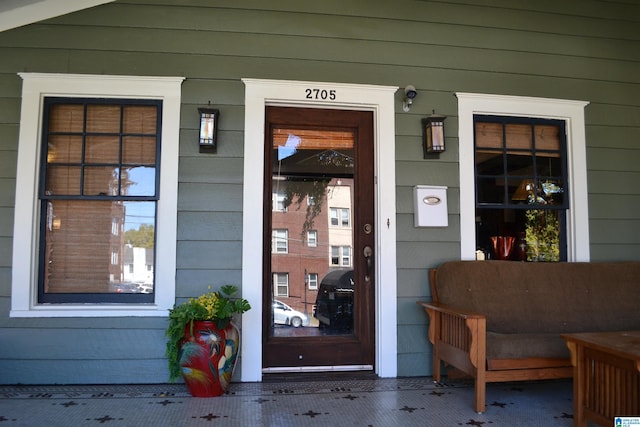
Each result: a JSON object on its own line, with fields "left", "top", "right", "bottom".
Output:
{"left": 179, "top": 320, "right": 240, "bottom": 397}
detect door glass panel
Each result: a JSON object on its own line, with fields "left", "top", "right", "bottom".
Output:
{"left": 270, "top": 127, "right": 355, "bottom": 338}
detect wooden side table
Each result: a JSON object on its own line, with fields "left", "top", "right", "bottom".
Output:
{"left": 562, "top": 331, "right": 640, "bottom": 427}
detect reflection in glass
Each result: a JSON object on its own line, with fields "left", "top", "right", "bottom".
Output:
{"left": 42, "top": 200, "right": 155, "bottom": 294}
{"left": 123, "top": 166, "right": 156, "bottom": 196}
{"left": 270, "top": 127, "right": 356, "bottom": 338}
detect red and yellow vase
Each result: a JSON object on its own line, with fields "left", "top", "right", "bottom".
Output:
{"left": 179, "top": 320, "right": 240, "bottom": 397}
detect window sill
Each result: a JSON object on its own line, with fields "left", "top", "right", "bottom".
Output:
{"left": 10, "top": 304, "right": 169, "bottom": 318}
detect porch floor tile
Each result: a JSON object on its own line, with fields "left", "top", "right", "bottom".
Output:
{"left": 0, "top": 377, "right": 574, "bottom": 426}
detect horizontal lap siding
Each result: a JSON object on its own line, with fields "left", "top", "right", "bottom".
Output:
{"left": 0, "top": 0, "right": 637, "bottom": 382}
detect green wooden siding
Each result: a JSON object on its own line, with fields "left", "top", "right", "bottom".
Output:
{"left": 0, "top": 0, "right": 638, "bottom": 383}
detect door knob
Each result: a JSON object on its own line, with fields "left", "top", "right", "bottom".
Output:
{"left": 363, "top": 245, "right": 373, "bottom": 282}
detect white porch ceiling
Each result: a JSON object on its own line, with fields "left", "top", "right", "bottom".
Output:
{"left": 0, "top": 0, "right": 114, "bottom": 32}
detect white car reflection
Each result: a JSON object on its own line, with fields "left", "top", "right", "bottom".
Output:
{"left": 273, "top": 300, "right": 308, "bottom": 328}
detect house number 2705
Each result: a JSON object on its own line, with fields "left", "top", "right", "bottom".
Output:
{"left": 305, "top": 88, "right": 336, "bottom": 100}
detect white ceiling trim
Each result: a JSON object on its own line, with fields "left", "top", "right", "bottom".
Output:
{"left": 0, "top": 0, "right": 115, "bottom": 32}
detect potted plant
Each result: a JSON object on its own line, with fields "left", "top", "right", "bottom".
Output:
{"left": 165, "top": 285, "right": 251, "bottom": 397}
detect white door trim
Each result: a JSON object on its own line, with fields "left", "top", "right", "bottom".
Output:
{"left": 240, "top": 79, "right": 398, "bottom": 381}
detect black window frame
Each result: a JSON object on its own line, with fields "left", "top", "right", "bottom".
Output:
{"left": 37, "top": 97, "right": 162, "bottom": 304}
{"left": 473, "top": 114, "right": 569, "bottom": 261}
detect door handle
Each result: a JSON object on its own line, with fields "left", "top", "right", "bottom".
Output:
{"left": 363, "top": 245, "right": 373, "bottom": 282}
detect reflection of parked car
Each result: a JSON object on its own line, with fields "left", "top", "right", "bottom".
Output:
{"left": 273, "top": 300, "right": 308, "bottom": 327}
{"left": 314, "top": 270, "right": 354, "bottom": 330}
{"left": 111, "top": 283, "right": 139, "bottom": 293}
{"left": 136, "top": 284, "right": 153, "bottom": 294}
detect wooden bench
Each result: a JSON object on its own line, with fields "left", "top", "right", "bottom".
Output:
{"left": 417, "top": 260, "right": 640, "bottom": 413}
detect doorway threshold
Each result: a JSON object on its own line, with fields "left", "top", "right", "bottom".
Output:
{"left": 263, "top": 366, "right": 376, "bottom": 382}
{"left": 263, "top": 365, "right": 373, "bottom": 374}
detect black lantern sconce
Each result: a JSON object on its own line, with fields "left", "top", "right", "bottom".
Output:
{"left": 422, "top": 111, "right": 446, "bottom": 158}
{"left": 198, "top": 108, "right": 219, "bottom": 153}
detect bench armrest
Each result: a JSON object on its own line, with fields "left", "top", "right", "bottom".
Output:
{"left": 417, "top": 301, "right": 487, "bottom": 370}
{"left": 417, "top": 301, "right": 485, "bottom": 320}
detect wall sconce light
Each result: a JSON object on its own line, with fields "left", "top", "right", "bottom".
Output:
{"left": 198, "top": 108, "right": 219, "bottom": 153}
{"left": 423, "top": 110, "right": 446, "bottom": 158}
{"left": 402, "top": 85, "right": 417, "bottom": 112}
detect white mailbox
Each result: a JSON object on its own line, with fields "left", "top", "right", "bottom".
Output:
{"left": 414, "top": 185, "right": 448, "bottom": 227}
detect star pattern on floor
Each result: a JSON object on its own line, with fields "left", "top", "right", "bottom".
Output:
{"left": 0, "top": 378, "right": 574, "bottom": 426}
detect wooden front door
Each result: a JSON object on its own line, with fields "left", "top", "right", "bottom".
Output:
{"left": 263, "top": 106, "right": 375, "bottom": 370}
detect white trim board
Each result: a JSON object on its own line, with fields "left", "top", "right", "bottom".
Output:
{"left": 241, "top": 79, "right": 399, "bottom": 382}
{"left": 11, "top": 72, "right": 184, "bottom": 317}
{"left": 456, "top": 92, "right": 590, "bottom": 262}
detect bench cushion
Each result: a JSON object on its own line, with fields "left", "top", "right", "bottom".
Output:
{"left": 486, "top": 332, "right": 570, "bottom": 361}
{"left": 433, "top": 261, "right": 640, "bottom": 335}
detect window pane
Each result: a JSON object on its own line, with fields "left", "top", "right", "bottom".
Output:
{"left": 476, "top": 177, "right": 504, "bottom": 204}
{"left": 475, "top": 149, "right": 503, "bottom": 175}
{"left": 123, "top": 105, "right": 157, "bottom": 134}
{"left": 45, "top": 166, "right": 81, "bottom": 195}
{"left": 510, "top": 178, "right": 535, "bottom": 203}
{"left": 47, "top": 135, "right": 83, "bottom": 163}
{"left": 122, "top": 166, "right": 156, "bottom": 196}
{"left": 84, "top": 166, "right": 118, "bottom": 196}
{"left": 42, "top": 200, "right": 155, "bottom": 294}
{"left": 122, "top": 136, "right": 156, "bottom": 164}
{"left": 85, "top": 135, "right": 120, "bottom": 163}
{"left": 342, "top": 246, "right": 350, "bottom": 266}
{"left": 535, "top": 153, "right": 560, "bottom": 174}
{"left": 86, "top": 105, "right": 120, "bottom": 133}
{"left": 525, "top": 209, "right": 560, "bottom": 261}
{"left": 49, "top": 104, "right": 84, "bottom": 133}
{"left": 330, "top": 208, "right": 338, "bottom": 225}
{"left": 534, "top": 124, "right": 561, "bottom": 151}
{"left": 505, "top": 153, "right": 534, "bottom": 176}
{"left": 505, "top": 124, "right": 532, "bottom": 151}
{"left": 539, "top": 179, "right": 564, "bottom": 206}
{"left": 475, "top": 122, "right": 503, "bottom": 148}
{"left": 331, "top": 246, "right": 339, "bottom": 265}
{"left": 341, "top": 209, "right": 349, "bottom": 226}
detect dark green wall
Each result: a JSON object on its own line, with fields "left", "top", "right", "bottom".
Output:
{"left": 0, "top": 0, "right": 638, "bottom": 383}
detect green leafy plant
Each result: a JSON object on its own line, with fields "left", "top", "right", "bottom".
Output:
{"left": 165, "top": 285, "right": 251, "bottom": 381}
{"left": 525, "top": 209, "right": 560, "bottom": 262}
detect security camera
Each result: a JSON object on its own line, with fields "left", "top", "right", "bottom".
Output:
{"left": 403, "top": 85, "right": 418, "bottom": 112}
{"left": 404, "top": 85, "right": 417, "bottom": 99}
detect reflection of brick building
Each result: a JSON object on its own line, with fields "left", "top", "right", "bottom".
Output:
{"left": 44, "top": 199, "right": 120, "bottom": 292}
{"left": 44, "top": 167, "right": 126, "bottom": 293}
{"left": 271, "top": 178, "right": 353, "bottom": 315}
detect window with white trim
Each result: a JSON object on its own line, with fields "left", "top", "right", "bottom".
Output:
{"left": 308, "top": 272, "right": 318, "bottom": 290}
{"left": 273, "top": 191, "right": 287, "bottom": 211}
{"left": 330, "top": 245, "right": 351, "bottom": 266}
{"left": 273, "top": 273, "right": 289, "bottom": 297}
{"left": 272, "top": 229, "right": 288, "bottom": 253}
{"left": 329, "top": 207, "right": 350, "bottom": 227}
{"left": 457, "top": 93, "right": 590, "bottom": 262}
{"left": 341, "top": 246, "right": 351, "bottom": 266}
{"left": 307, "top": 230, "right": 318, "bottom": 247}
{"left": 11, "top": 73, "right": 183, "bottom": 317}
